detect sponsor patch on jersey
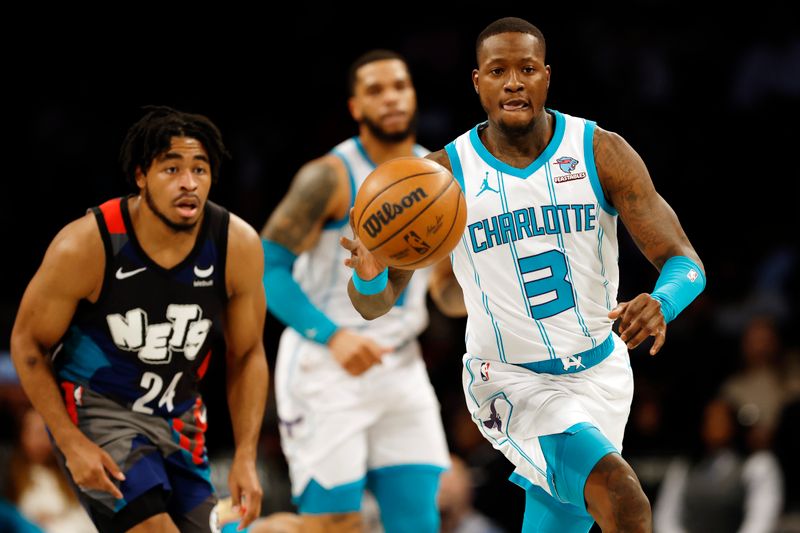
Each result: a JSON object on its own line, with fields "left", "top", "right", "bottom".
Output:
{"left": 553, "top": 155, "right": 586, "bottom": 183}
{"left": 194, "top": 264, "right": 214, "bottom": 287}
{"left": 687, "top": 269, "right": 699, "bottom": 282}
{"left": 553, "top": 172, "right": 587, "bottom": 183}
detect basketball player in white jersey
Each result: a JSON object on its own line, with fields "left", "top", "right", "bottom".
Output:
{"left": 261, "top": 50, "right": 457, "bottom": 533}
{"left": 342, "top": 19, "right": 705, "bottom": 533}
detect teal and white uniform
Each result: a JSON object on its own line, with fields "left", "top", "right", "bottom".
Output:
{"left": 446, "top": 110, "right": 634, "bottom": 526}
{"left": 273, "top": 137, "right": 449, "bottom": 515}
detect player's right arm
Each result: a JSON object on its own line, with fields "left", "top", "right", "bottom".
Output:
{"left": 10, "top": 214, "right": 124, "bottom": 498}
{"left": 343, "top": 148, "right": 467, "bottom": 319}
{"left": 262, "top": 156, "right": 389, "bottom": 375}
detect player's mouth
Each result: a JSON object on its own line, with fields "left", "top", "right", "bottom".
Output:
{"left": 174, "top": 195, "right": 200, "bottom": 218}
{"left": 381, "top": 110, "right": 407, "bottom": 126}
{"left": 501, "top": 99, "right": 530, "bottom": 112}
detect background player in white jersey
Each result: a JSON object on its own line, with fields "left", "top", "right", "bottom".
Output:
{"left": 260, "top": 50, "right": 460, "bottom": 533}
{"left": 342, "top": 18, "right": 705, "bottom": 533}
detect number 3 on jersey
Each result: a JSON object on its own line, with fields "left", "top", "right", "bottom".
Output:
{"left": 518, "top": 250, "right": 575, "bottom": 319}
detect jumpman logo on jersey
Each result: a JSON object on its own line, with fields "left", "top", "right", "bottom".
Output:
{"left": 476, "top": 172, "right": 499, "bottom": 197}
{"left": 482, "top": 398, "right": 502, "bottom": 432}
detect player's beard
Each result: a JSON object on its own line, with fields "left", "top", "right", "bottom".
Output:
{"left": 144, "top": 187, "right": 201, "bottom": 234}
{"left": 496, "top": 115, "right": 537, "bottom": 138}
{"left": 362, "top": 110, "right": 418, "bottom": 143}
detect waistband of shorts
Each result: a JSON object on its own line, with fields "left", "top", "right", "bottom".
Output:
{"left": 513, "top": 334, "right": 615, "bottom": 375}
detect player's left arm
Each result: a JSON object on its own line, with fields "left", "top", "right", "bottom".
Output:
{"left": 223, "top": 214, "right": 268, "bottom": 529}
{"left": 595, "top": 127, "right": 706, "bottom": 355}
{"left": 428, "top": 257, "right": 467, "bottom": 318}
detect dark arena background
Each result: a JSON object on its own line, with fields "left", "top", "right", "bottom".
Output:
{"left": 3, "top": 7, "right": 798, "bottom": 532}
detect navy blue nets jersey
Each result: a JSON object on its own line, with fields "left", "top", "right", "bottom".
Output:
{"left": 55, "top": 197, "right": 229, "bottom": 417}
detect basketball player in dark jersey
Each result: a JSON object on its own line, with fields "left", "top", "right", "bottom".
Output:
{"left": 10, "top": 107, "right": 268, "bottom": 532}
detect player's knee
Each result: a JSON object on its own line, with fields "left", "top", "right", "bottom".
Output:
{"left": 606, "top": 462, "right": 650, "bottom": 522}
{"left": 369, "top": 466, "right": 442, "bottom": 533}
{"left": 586, "top": 454, "right": 651, "bottom": 531}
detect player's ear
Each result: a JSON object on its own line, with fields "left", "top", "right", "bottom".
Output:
{"left": 472, "top": 69, "right": 479, "bottom": 94}
{"left": 546, "top": 65, "right": 551, "bottom": 90}
{"left": 348, "top": 97, "right": 361, "bottom": 121}
{"left": 134, "top": 166, "right": 147, "bottom": 189}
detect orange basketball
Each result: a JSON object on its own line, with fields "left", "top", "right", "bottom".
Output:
{"left": 353, "top": 156, "right": 467, "bottom": 269}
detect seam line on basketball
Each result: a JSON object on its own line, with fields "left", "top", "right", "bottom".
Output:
{"left": 355, "top": 170, "right": 445, "bottom": 229}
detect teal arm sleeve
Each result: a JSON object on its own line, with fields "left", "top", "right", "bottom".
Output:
{"left": 650, "top": 255, "right": 706, "bottom": 324}
{"left": 262, "top": 239, "right": 338, "bottom": 344}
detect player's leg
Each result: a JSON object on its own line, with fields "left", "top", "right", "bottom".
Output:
{"left": 57, "top": 385, "right": 178, "bottom": 532}
{"left": 536, "top": 423, "right": 650, "bottom": 531}
{"left": 162, "top": 399, "right": 218, "bottom": 533}
{"left": 86, "top": 487, "right": 178, "bottom": 533}
{"left": 519, "top": 483, "right": 595, "bottom": 533}
{"left": 274, "top": 333, "right": 373, "bottom": 533}
{"left": 366, "top": 465, "right": 443, "bottom": 533}
{"left": 577, "top": 334, "right": 651, "bottom": 530}
{"left": 584, "top": 453, "right": 651, "bottom": 532}
{"left": 293, "top": 448, "right": 366, "bottom": 533}
{"left": 125, "top": 509, "right": 180, "bottom": 533}
{"left": 289, "top": 425, "right": 368, "bottom": 532}
{"left": 366, "top": 355, "right": 449, "bottom": 533}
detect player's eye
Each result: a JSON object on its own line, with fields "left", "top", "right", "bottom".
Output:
{"left": 165, "top": 167, "right": 178, "bottom": 174}
{"left": 522, "top": 66, "right": 535, "bottom": 74}
{"left": 193, "top": 167, "right": 207, "bottom": 175}
{"left": 490, "top": 68, "right": 504, "bottom": 76}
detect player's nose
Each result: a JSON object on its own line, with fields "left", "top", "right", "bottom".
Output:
{"left": 177, "top": 169, "right": 198, "bottom": 190}
{"left": 504, "top": 71, "right": 523, "bottom": 91}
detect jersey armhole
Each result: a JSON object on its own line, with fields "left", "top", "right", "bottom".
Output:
{"left": 323, "top": 151, "right": 356, "bottom": 229}
{"left": 583, "top": 121, "right": 618, "bottom": 216}
{"left": 444, "top": 142, "right": 466, "bottom": 194}
{"left": 88, "top": 206, "right": 114, "bottom": 306}
{"left": 218, "top": 209, "right": 231, "bottom": 302}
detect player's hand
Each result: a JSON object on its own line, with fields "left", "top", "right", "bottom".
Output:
{"left": 228, "top": 454, "right": 263, "bottom": 531}
{"left": 340, "top": 208, "right": 387, "bottom": 282}
{"left": 60, "top": 430, "right": 125, "bottom": 499}
{"left": 328, "top": 329, "right": 392, "bottom": 376}
{"left": 609, "top": 293, "right": 666, "bottom": 355}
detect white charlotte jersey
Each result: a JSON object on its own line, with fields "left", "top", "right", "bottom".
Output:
{"left": 446, "top": 110, "right": 619, "bottom": 365}
{"left": 291, "top": 137, "right": 431, "bottom": 348}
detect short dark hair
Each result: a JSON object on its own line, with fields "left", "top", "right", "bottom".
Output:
{"left": 119, "top": 105, "right": 230, "bottom": 187}
{"left": 476, "top": 17, "right": 546, "bottom": 63}
{"left": 347, "top": 49, "right": 408, "bottom": 96}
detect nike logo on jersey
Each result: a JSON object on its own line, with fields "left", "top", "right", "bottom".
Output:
{"left": 116, "top": 266, "right": 147, "bottom": 280}
{"left": 194, "top": 265, "right": 214, "bottom": 278}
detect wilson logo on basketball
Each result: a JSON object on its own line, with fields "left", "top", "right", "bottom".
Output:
{"left": 361, "top": 187, "right": 428, "bottom": 238}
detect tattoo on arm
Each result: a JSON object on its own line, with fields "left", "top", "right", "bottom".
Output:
{"left": 594, "top": 129, "right": 702, "bottom": 272}
{"left": 261, "top": 161, "right": 339, "bottom": 252}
